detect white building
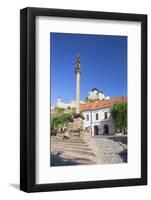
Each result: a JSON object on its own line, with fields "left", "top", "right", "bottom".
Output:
{"left": 56, "top": 97, "right": 84, "bottom": 109}
{"left": 53, "top": 90, "right": 127, "bottom": 136}
{"left": 87, "top": 88, "right": 110, "bottom": 101}
{"left": 80, "top": 96, "right": 127, "bottom": 136}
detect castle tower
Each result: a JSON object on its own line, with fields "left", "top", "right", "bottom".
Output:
{"left": 75, "top": 55, "right": 81, "bottom": 114}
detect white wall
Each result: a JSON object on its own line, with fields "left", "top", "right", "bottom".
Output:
{"left": 82, "top": 110, "right": 92, "bottom": 129}
{"left": 0, "top": 0, "right": 150, "bottom": 199}
{"left": 83, "top": 107, "right": 113, "bottom": 135}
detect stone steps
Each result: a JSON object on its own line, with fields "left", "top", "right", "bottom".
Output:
{"left": 51, "top": 142, "right": 89, "bottom": 148}
{"left": 61, "top": 151, "right": 97, "bottom": 162}
{"left": 52, "top": 147, "right": 96, "bottom": 156}
{"left": 52, "top": 138, "right": 84, "bottom": 143}
{"left": 52, "top": 144, "right": 91, "bottom": 151}
{"left": 53, "top": 150, "right": 97, "bottom": 161}
{"left": 52, "top": 142, "right": 88, "bottom": 145}
{"left": 51, "top": 136, "right": 127, "bottom": 166}
{"left": 51, "top": 137, "right": 97, "bottom": 166}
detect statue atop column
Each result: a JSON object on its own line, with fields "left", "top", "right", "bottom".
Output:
{"left": 65, "top": 55, "right": 84, "bottom": 139}
{"left": 75, "top": 54, "right": 81, "bottom": 74}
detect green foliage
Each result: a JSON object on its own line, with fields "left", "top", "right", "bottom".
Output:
{"left": 67, "top": 106, "right": 71, "bottom": 110}
{"left": 54, "top": 107, "right": 65, "bottom": 114}
{"left": 51, "top": 110, "right": 85, "bottom": 130}
{"left": 110, "top": 102, "right": 127, "bottom": 132}
{"left": 51, "top": 113, "right": 70, "bottom": 130}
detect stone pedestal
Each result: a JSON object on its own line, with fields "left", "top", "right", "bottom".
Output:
{"left": 67, "top": 117, "right": 84, "bottom": 138}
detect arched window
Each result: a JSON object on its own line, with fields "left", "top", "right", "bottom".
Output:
{"left": 104, "top": 112, "right": 108, "bottom": 119}
{"left": 96, "top": 113, "right": 99, "bottom": 120}
{"left": 86, "top": 114, "right": 89, "bottom": 121}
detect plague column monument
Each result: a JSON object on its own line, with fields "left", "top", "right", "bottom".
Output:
{"left": 75, "top": 55, "right": 81, "bottom": 114}
{"left": 66, "top": 55, "right": 84, "bottom": 138}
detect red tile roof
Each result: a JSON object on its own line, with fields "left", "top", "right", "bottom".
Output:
{"left": 80, "top": 96, "right": 127, "bottom": 111}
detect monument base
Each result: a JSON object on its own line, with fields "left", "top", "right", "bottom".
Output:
{"left": 67, "top": 117, "right": 84, "bottom": 139}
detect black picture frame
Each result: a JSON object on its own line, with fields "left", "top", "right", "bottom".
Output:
{"left": 20, "top": 7, "right": 147, "bottom": 192}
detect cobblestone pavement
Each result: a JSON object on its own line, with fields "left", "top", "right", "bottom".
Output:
{"left": 93, "top": 136, "right": 127, "bottom": 164}
{"left": 50, "top": 136, "right": 127, "bottom": 166}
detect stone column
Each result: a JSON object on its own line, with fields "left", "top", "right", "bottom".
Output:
{"left": 75, "top": 55, "right": 81, "bottom": 114}
{"left": 76, "top": 72, "right": 80, "bottom": 113}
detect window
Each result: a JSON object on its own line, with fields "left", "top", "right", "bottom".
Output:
{"left": 104, "top": 112, "right": 108, "bottom": 119}
{"left": 96, "top": 113, "right": 99, "bottom": 120}
{"left": 86, "top": 114, "right": 89, "bottom": 121}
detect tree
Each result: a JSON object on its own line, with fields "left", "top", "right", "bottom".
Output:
{"left": 110, "top": 102, "right": 127, "bottom": 133}
{"left": 51, "top": 110, "right": 85, "bottom": 132}
{"left": 54, "top": 107, "right": 65, "bottom": 114}
{"left": 67, "top": 106, "right": 71, "bottom": 110}
{"left": 51, "top": 113, "right": 70, "bottom": 129}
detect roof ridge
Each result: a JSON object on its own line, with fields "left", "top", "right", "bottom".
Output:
{"left": 80, "top": 96, "right": 127, "bottom": 111}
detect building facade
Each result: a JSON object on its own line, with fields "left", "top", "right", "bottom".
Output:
{"left": 53, "top": 95, "right": 127, "bottom": 136}
{"left": 80, "top": 96, "right": 127, "bottom": 136}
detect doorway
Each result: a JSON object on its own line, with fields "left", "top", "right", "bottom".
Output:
{"left": 103, "top": 124, "right": 109, "bottom": 134}
{"left": 94, "top": 125, "right": 99, "bottom": 135}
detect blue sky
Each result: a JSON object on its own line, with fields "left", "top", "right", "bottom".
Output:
{"left": 50, "top": 33, "right": 127, "bottom": 106}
